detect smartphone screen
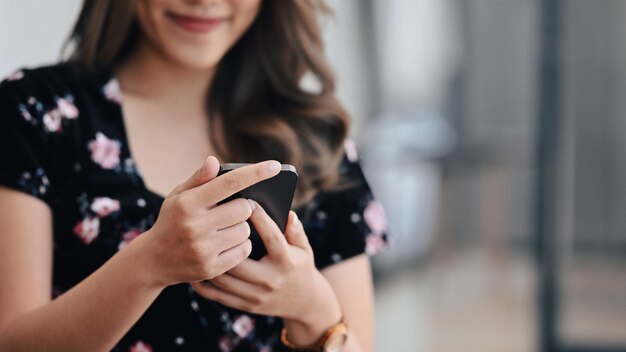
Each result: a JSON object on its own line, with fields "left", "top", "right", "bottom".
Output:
{"left": 217, "top": 163, "right": 298, "bottom": 260}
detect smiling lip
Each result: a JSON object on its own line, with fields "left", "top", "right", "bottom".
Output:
{"left": 167, "top": 12, "right": 226, "bottom": 33}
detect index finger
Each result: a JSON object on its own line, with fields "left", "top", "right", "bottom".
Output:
{"left": 248, "top": 201, "right": 289, "bottom": 258}
{"left": 186, "top": 160, "right": 281, "bottom": 207}
{"left": 228, "top": 259, "right": 274, "bottom": 285}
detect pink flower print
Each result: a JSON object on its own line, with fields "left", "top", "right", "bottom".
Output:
{"left": 129, "top": 340, "right": 152, "bottom": 352}
{"left": 73, "top": 216, "right": 100, "bottom": 244}
{"left": 344, "top": 138, "right": 359, "bottom": 162}
{"left": 19, "top": 107, "right": 32, "bottom": 121}
{"left": 218, "top": 336, "right": 238, "bottom": 352}
{"left": 56, "top": 97, "right": 79, "bottom": 119}
{"left": 232, "top": 315, "right": 255, "bottom": 338}
{"left": 7, "top": 70, "right": 24, "bottom": 81}
{"left": 43, "top": 108, "right": 63, "bottom": 132}
{"left": 118, "top": 229, "right": 141, "bottom": 250}
{"left": 103, "top": 78, "right": 123, "bottom": 104}
{"left": 90, "top": 197, "right": 120, "bottom": 217}
{"left": 259, "top": 346, "right": 273, "bottom": 352}
{"left": 88, "top": 132, "right": 121, "bottom": 169}
{"left": 365, "top": 233, "right": 387, "bottom": 255}
{"left": 364, "top": 200, "right": 387, "bottom": 236}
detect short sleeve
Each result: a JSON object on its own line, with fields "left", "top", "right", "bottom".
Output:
{"left": 0, "top": 72, "right": 71, "bottom": 206}
{"left": 301, "top": 139, "right": 389, "bottom": 270}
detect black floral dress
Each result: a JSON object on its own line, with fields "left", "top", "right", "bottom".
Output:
{"left": 0, "top": 64, "right": 388, "bottom": 352}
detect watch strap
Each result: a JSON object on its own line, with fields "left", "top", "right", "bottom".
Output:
{"left": 280, "top": 317, "right": 348, "bottom": 351}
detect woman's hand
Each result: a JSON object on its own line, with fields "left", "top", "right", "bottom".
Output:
{"left": 192, "top": 203, "right": 343, "bottom": 345}
{"left": 136, "top": 156, "right": 282, "bottom": 288}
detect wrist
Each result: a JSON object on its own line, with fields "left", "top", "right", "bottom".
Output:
{"left": 282, "top": 272, "right": 342, "bottom": 345}
{"left": 122, "top": 229, "right": 168, "bottom": 290}
{"left": 281, "top": 317, "right": 348, "bottom": 352}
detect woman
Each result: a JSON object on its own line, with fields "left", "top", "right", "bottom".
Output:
{"left": 0, "top": 0, "right": 388, "bottom": 351}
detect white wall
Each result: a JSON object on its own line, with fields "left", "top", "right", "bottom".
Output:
{"left": 0, "top": 0, "right": 82, "bottom": 77}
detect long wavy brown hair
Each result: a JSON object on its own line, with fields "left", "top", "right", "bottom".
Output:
{"left": 65, "top": 0, "right": 350, "bottom": 206}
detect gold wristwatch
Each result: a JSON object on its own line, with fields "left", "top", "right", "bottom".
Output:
{"left": 280, "top": 318, "right": 348, "bottom": 352}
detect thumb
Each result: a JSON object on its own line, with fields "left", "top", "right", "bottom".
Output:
{"left": 284, "top": 211, "right": 312, "bottom": 254}
{"left": 168, "top": 156, "right": 220, "bottom": 197}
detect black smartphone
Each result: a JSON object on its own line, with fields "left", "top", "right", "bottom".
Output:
{"left": 217, "top": 163, "right": 298, "bottom": 260}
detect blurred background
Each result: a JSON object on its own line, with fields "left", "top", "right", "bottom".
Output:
{"left": 2, "top": 0, "right": 626, "bottom": 351}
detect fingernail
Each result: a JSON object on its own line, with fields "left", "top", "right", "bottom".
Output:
{"left": 292, "top": 211, "right": 299, "bottom": 226}
{"left": 266, "top": 160, "right": 281, "bottom": 174}
{"left": 248, "top": 199, "right": 257, "bottom": 212}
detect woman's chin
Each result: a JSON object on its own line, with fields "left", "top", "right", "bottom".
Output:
{"left": 163, "top": 48, "right": 224, "bottom": 72}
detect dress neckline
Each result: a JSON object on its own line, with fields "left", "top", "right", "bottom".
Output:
{"left": 102, "top": 69, "right": 168, "bottom": 202}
